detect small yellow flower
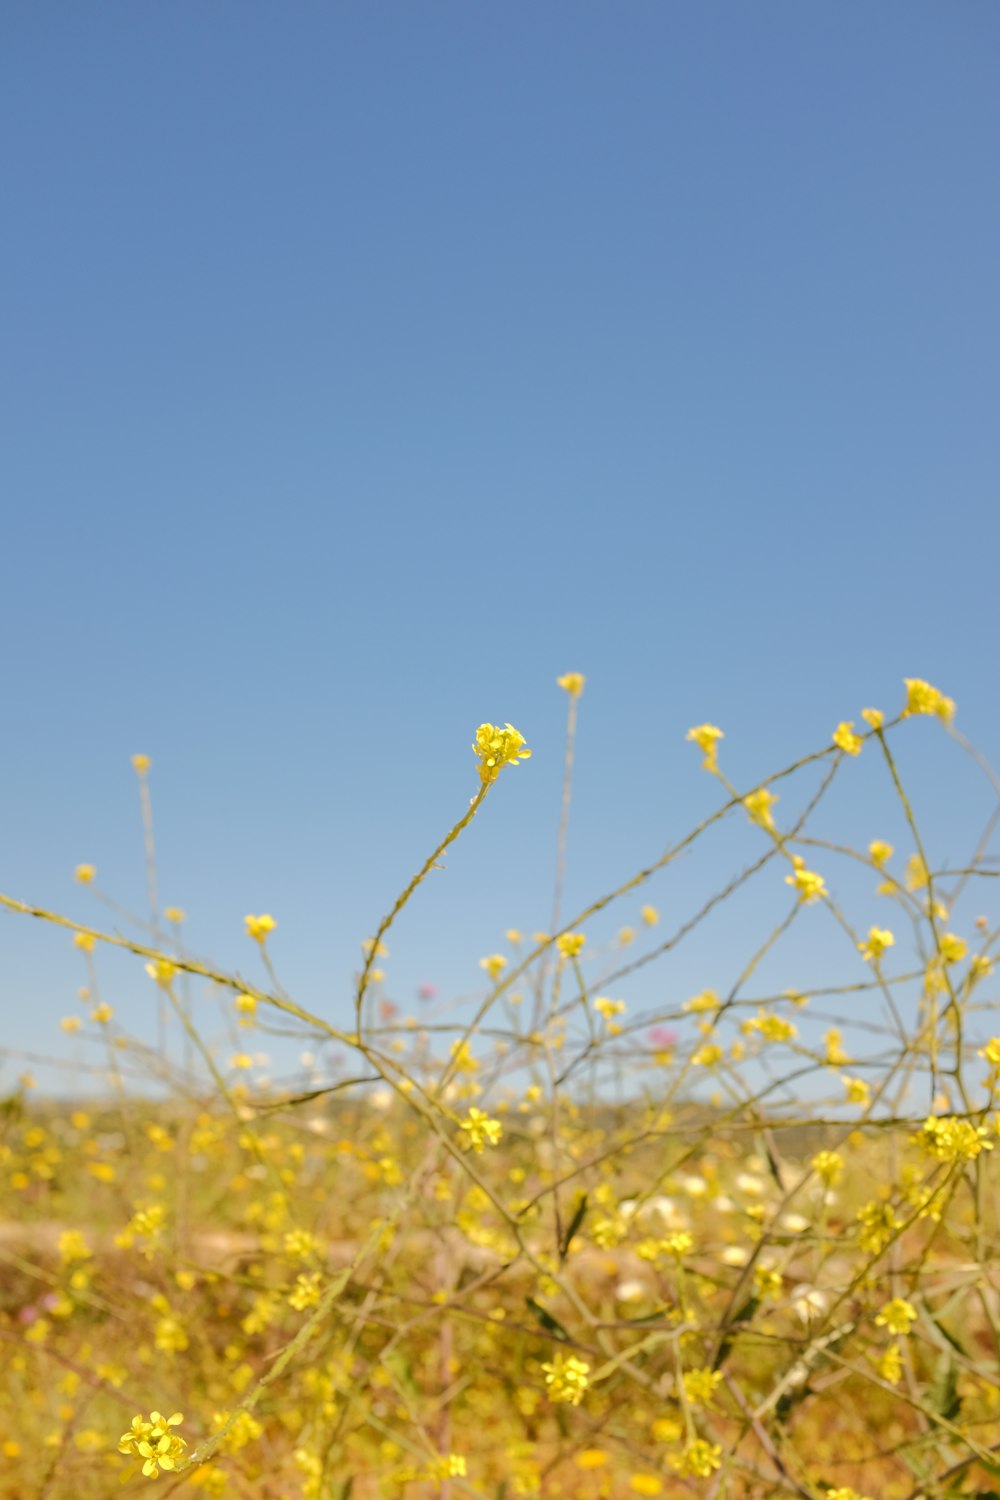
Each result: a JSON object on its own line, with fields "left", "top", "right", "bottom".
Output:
{"left": 978, "top": 1038, "right": 1000, "bottom": 1069}
{"left": 234, "top": 993, "right": 258, "bottom": 1015}
{"left": 118, "top": 1411, "right": 185, "bottom": 1479}
{"left": 90, "top": 1003, "right": 114, "bottom": 1024}
{"left": 458, "top": 1108, "right": 503, "bottom": 1153}
{"left": 505, "top": 928, "right": 523, "bottom": 944}
{"left": 61, "top": 1016, "right": 82, "bottom": 1033}
{"left": 832, "top": 721, "right": 863, "bottom": 756}
{"left": 686, "top": 723, "right": 724, "bottom": 770}
{"left": 479, "top": 954, "right": 508, "bottom": 980}
{"left": 811, "top": 1150, "right": 844, "bottom": 1186}
{"left": 875, "top": 1297, "right": 918, "bottom": 1335}
{"left": 670, "top": 1439, "right": 722, "bottom": 1478}
{"left": 74, "top": 864, "right": 96, "bottom": 884}
{"left": 245, "top": 914, "right": 276, "bottom": 944}
{"left": 874, "top": 1344, "right": 903, "bottom": 1384}
{"left": 593, "top": 996, "right": 626, "bottom": 1020}
{"left": 743, "top": 786, "right": 778, "bottom": 830}
{"left": 868, "top": 839, "right": 893, "bottom": 867}
{"left": 640, "top": 904, "right": 659, "bottom": 926}
{"left": 145, "top": 959, "right": 179, "bottom": 988}
{"left": 903, "top": 678, "right": 955, "bottom": 723}
{"left": 684, "top": 988, "right": 718, "bottom": 1013}
{"left": 691, "top": 1042, "right": 723, "bottom": 1067}
{"left": 556, "top": 672, "right": 586, "bottom": 696}
{"left": 827, "top": 1489, "right": 873, "bottom": 1500}
{"left": 164, "top": 907, "right": 186, "bottom": 924}
{"left": 629, "top": 1476, "right": 663, "bottom": 1496}
{"left": 74, "top": 932, "right": 96, "bottom": 954}
{"left": 859, "top": 927, "right": 895, "bottom": 963}
{"left": 473, "top": 723, "right": 532, "bottom": 784}
{"left": 842, "top": 1075, "right": 870, "bottom": 1107}
{"left": 575, "top": 1450, "right": 609, "bottom": 1470}
{"left": 939, "top": 933, "right": 967, "bottom": 964}
{"left": 131, "top": 754, "right": 152, "bottom": 775}
{"left": 861, "top": 708, "right": 884, "bottom": 730}
{"left": 785, "top": 856, "right": 827, "bottom": 904}
{"left": 682, "top": 1367, "right": 723, "bottom": 1407}
{"left": 556, "top": 932, "right": 586, "bottom": 959}
{"left": 542, "top": 1352, "right": 590, "bottom": 1405}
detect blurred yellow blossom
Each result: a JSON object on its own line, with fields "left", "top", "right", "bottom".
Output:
{"left": 556, "top": 672, "right": 586, "bottom": 696}
{"left": 859, "top": 927, "right": 894, "bottom": 963}
{"left": 785, "top": 856, "right": 827, "bottom": 904}
{"left": 245, "top": 914, "right": 276, "bottom": 944}
{"left": 131, "top": 754, "right": 151, "bottom": 775}
{"left": 686, "top": 723, "right": 724, "bottom": 770}
{"left": 744, "top": 786, "right": 778, "bottom": 829}
{"left": 542, "top": 1352, "right": 590, "bottom": 1405}
{"left": 479, "top": 954, "right": 508, "bottom": 980}
{"left": 868, "top": 839, "right": 893, "bottom": 867}
{"left": 640, "top": 904, "right": 659, "bottom": 926}
{"left": 74, "top": 864, "right": 96, "bottom": 884}
{"left": 903, "top": 678, "right": 955, "bottom": 723}
{"left": 556, "top": 932, "right": 586, "bottom": 958}
{"left": 861, "top": 708, "right": 884, "bottom": 730}
{"left": 833, "top": 721, "right": 863, "bottom": 756}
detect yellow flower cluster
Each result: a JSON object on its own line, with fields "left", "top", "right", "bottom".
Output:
{"left": 785, "top": 856, "right": 827, "bottom": 904}
{"left": 743, "top": 786, "right": 778, "bottom": 830}
{"left": 244, "top": 913, "right": 276, "bottom": 944}
{"left": 913, "top": 1115, "right": 994, "bottom": 1163}
{"left": 542, "top": 1351, "right": 590, "bottom": 1405}
{"left": 118, "top": 1411, "right": 185, "bottom": 1480}
{"left": 875, "top": 1297, "right": 917, "bottom": 1335}
{"left": 686, "top": 723, "right": 723, "bottom": 771}
{"left": 903, "top": 678, "right": 955, "bottom": 723}
{"left": 832, "top": 721, "right": 863, "bottom": 756}
{"left": 556, "top": 932, "right": 586, "bottom": 958}
{"left": 458, "top": 1108, "right": 503, "bottom": 1154}
{"left": 473, "top": 723, "right": 532, "bottom": 784}
{"left": 858, "top": 927, "right": 894, "bottom": 963}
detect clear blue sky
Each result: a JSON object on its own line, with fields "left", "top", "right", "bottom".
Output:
{"left": 2, "top": 4, "right": 998, "bottom": 1095}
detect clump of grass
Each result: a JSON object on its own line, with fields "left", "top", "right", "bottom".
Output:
{"left": 1, "top": 675, "right": 999, "bottom": 1500}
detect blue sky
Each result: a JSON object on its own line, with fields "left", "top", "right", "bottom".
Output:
{"left": 2, "top": 4, "right": 998, "bottom": 1096}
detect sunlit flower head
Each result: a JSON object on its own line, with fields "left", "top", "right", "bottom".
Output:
{"left": 902, "top": 678, "right": 955, "bottom": 723}
{"left": 832, "top": 721, "right": 863, "bottom": 756}
{"left": 74, "top": 864, "right": 96, "bottom": 885}
{"left": 473, "top": 723, "right": 532, "bottom": 784}
{"left": 131, "top": 754, "right": 151, "bottom": 776}
{"left": 245, "top": 914, "right": 276, "bottom": 944}
{"left": 556, "top": 672, "right": 586, "bottom": 696}
{"left": 686, "top": 723, "right": 724, "bottom": 770}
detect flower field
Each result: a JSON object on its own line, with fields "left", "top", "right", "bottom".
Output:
{"left": 2, "top": 677, "right": 999, "bottom": 1500}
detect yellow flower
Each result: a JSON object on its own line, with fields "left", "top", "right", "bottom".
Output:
{"left": 875, "top": 1297, "right": 918, "bottom": 1335}
{"left": 74, "top": 932, "right": 96, "bottom": 954}
{"left": 244, "top": 913, "right": 276, "bottom": 944}
{"left": 640, "top": 904, "right": 659, "bottom": 926}
{"left": 978, "top": 1038, "right": 1000, "bottom": 1070}
{"left": 594, "top": 996, "right": 626, "bottom": 1020}
{"left": 473, "top": 723, "right": 531, "bottom": 784}
{"left": 556, "top": 932, "right": 586, "bottom": 959}
{"left": 118, "top": 1411, "right": 185, "bottom": 1479}
{"left": 832, "top": 721, "right": 863, "bottom": 756}
{"left": 744, "top": 786, "right": 778, "bottom": 830}
{"left": 875, "top": 1344, "right": 903, "bottom": 1384}
{"left": 145, "top": 960, "right": 179, "bottom": 988}
{"left": 861, "top": 708, "right": 884, "bottom": 730}
{"left": 131, "top": 754, "right": 152, "bottom": 775}
{"left": 556, "top": 672, "right": 586, "bottom": 696}
{"left": 939, "top": 932, "right": 967, "bottom": 964}
{"left": 458, "top": 1108, "right": 503, "bottom": 1153}
{"left": 505, "top": 928, "right": 523, "bottom": 944}
{"left": 629, "top": 1476, "right": 663, "bottom": 1496}
{"left": 479, "top": 954, "right": 508, "bottom": 980}
{"left": 913, "top": 1115, "right": 993, "bottom": 1162}
{"left": 74, "top": 864, "right": 96, "bottom": 884}
{"left": 856, "top": 1200, "right": 901, "bottom": 1254}
{"left": 234, "top": 993, "right": 258, "bottom": 1015}
{"left": 859, "top": 927, "right": 895, "bottom": 963}
{"left": 682, "top": 1367, "right": 723, "bottom": 1407}
{"left": 542, "top": 1352, "right": 590, "bottom": 1405}
{"left": 61, "top": 1016, "right": 82, "bottom": 1033}
{"left": 684, "top": 989, "right": 718, "bottom": 1013}
{"left": 670, "top": 1439, "right": 722, "bottom": 1478}
{"left": 164, "top": 907, "right": 186, "bottom": 924}
{"left": 868, "top": 839, "right": 893, "bottom": 867}
{"left": 903, "top": 678, "right": 955, "bottom": 723}
{"left": 811, "top": 1150, "right": 844, "bottom": 1186}
{"left": 90, "top": 1003, "right": 114, "bottom": 1024}
{"left": 686, "top": 723, "right": 724, "bottom": 770}
{"left": 842, "top": 1075, "right": 870, "bottom": 1107}
{"left": 692, "top": 1042, "right": 723, "bottom": 1067}
{"left": 575, "top": 1450, "right": 609, "bottom": 1470}
{"left": 785, "top": 856, "right": 827, "bottom": 904}
{"left": 827, "top": 1489, "right": 873, "bottom": 1500}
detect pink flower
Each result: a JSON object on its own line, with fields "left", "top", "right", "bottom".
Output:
{"left": 417, "top": 983, "right": 437, "bottom": 1002}
{"left": 648, "top": 1027, "right": 678, "bottom": 1050}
